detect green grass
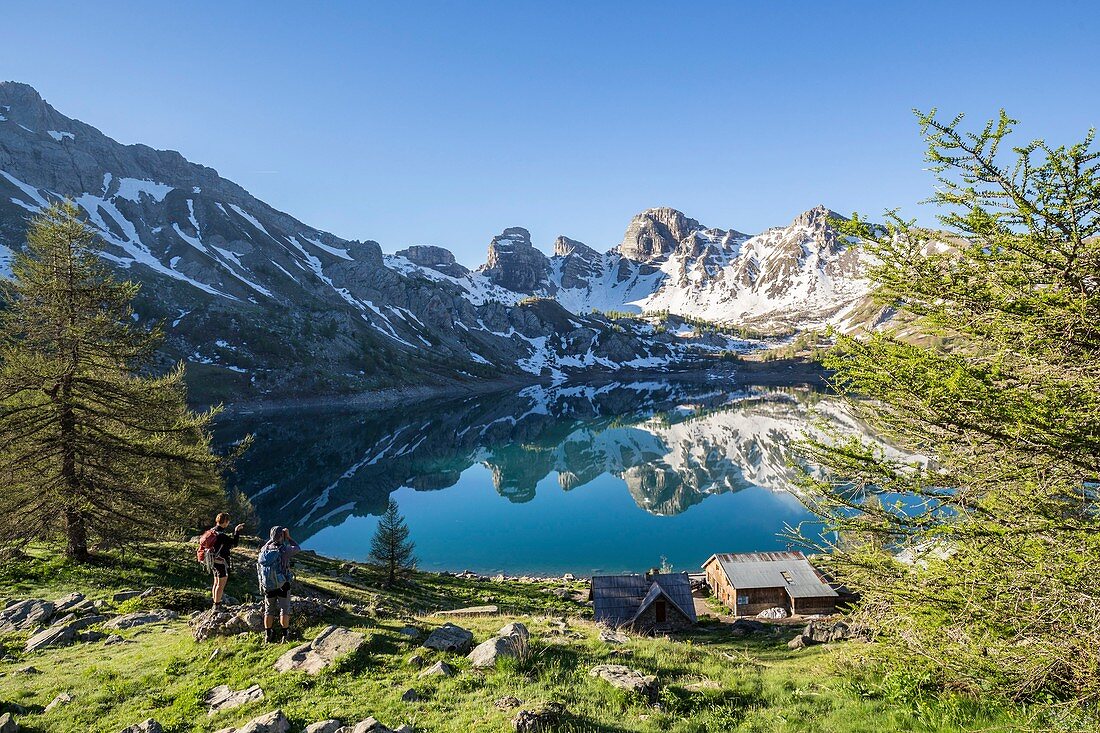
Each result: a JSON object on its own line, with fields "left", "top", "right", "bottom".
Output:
{"left": 0, "top": 544, "right": 1029, "bottom": 732}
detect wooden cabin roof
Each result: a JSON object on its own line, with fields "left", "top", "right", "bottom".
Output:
{"left": 591, "top": 573, "right": 698, "bottom": 627}
{"left": 703, "top": 551, "right": 838, "bottom": 599}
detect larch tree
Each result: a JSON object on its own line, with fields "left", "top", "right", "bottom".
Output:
{"left": 369, "top": 498, "right": 416, "bottom": 586}
{"left": 793, "top": 110, "right": 1100, "bottom": 716}
{"left": 0, "top": 201, "right": 226, "bottom": 561}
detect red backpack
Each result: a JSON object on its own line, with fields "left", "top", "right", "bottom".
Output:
{"left": 197, "top": 528, "right": 218, "bottom": 572}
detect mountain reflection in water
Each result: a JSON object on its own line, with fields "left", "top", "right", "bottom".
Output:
{"left": 216, "top": 377, "right": 870, "bottom": 574}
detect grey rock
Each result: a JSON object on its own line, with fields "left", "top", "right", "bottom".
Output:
{"left": 467, "top": 622, "right": 529, "bottom": 668}
{"left": 189, "top": 598, "right": 336, "bottom": 641}
{"left": 0, "top": 599, "right": 55, "bottom": 632}
{"left": 274, "top": 625, "right": 366, "bottom": 675}
{"left": 802, "top": 619, "right": 853, "bottom": 644}
{"left": 112, "top": 590, "right": 142, "bottom": 603}
{"left": 495, "top": 695, "right": 523, "bottom": 710}
{"left": 757, "top": 607, "right": 789, "bottom": 619}
{"left": 349, "top": 718, "right": 392, "bottom": 733}
{"left": 479, "top": 228, "right": 551, "bottom": 293}
{"left": 120, "top": 719, "right": 164, "bottom": 733}
{"left": 104, "top": 610, "right": 177, "bottom": 630}
{"left": 52, "top": 593, "right": 85, "bottom": 614}
{"left": 44, "top": 692, "right": 73, "bottom": 712}
{"left": 418, "top": 660, "right": 456, "bottom": 678}
{"left": 421, "top": 623, "right": 474, "bottom": 653}
{"left": 24, "top": 614, "right": 106, "bottom": 652}
{"left": 0, "top": 712, "right": 16, "bottom": 733}
{"left": 396, "top": 626, "right": 421, "bottom": 640}
{"left": 303, "top": 721, "right": 342, "bottom": 733}
{"left": 395, "top": 245, "right": 468, "bottom": 278}
{"left": 203, "top": 684, "right": 264, "bottom": 714}
{"left": 598, "top": 629, "right": 629, "bottom": 644}
{"left": 787, "top": 634, "right": 808, "bottom": 650}
{"left": 103, "top": 634, "right": 126, "bottom": 645}
{"left": 588, "top": 665, "right": 658, "bottom": 701}
{"left": 512, "top": 702, "right": 567, "bottom": 732}
{"left": 235, "top": 709, "right": 291, "bottom": 733}
{"left": 401, "top": 688, "right": 419, "bottom": 702}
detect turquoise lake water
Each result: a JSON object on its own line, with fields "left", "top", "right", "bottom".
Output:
{"left": 217, "top": 376, "right": 866, "bottom": 575}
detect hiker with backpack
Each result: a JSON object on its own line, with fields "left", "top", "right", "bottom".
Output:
{"left": 257, "top": 525, "right": 301, "bottom": 642}
{"left": 197, "top": 512, "right": 246, "bottom": 610}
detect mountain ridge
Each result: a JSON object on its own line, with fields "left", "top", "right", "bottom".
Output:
{"left": 0, "top": 81, "right": 873, "bottom": 401}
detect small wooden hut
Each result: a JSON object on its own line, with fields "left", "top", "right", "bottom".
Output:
{"left": 702, "top": 551, "right": 838, "bottom": 616}
{"left": 590, "top": 572, "right": 697, "bottom": 633}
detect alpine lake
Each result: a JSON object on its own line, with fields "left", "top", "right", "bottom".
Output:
{"left": 215, "top": 370, "right": 874, "bottom": 577}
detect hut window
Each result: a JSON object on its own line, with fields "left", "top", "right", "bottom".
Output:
{"left": 737, "top": 594, "right": 749, "bottom": 606}
{"left": 655, "top": 599, "right": 667, "bottom": 622}
{"left": 780, "top": 571, "right": 793, "bottom": 583}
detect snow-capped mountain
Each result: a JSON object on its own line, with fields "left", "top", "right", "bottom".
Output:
{"left": 392, "top": 206, "right": 873, "bottom": 332}
{"left": 0, "top": 82, "right": 702, "bottom": 398}
{"left": 0, "top": 81, "right": 874, "bottom": 400}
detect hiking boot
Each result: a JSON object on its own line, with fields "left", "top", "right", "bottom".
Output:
{"left": 264, "top": 628, "right": 276, "bottom": 644}
{"left": 280, "top": 627, "right": 292, "bottom": 643}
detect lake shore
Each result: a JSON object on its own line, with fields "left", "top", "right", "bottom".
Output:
{"left": 215, "top": 358, "right": 829, "bottom": 415}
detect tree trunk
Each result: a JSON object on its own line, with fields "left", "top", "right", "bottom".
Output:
{"left": 64, "top": 507, "right": 89, "bottom": 562}
{"left": 59, "top": 373, "right": 88, "bottom": 561}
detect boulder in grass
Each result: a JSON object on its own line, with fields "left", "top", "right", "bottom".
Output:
{"left": 418, "top": 660, "right": 456, "bottom": 678}
{"left": 120, "top": 720, "right": 164, "bottom": 733}
{"left": 234, "top": 710, "right": 291, "bottom": 733}
{"left": 274, "top": 626, "right": 366, "bottom": 675}
{"left": 421, "top": 623, "right": 473, "bottom": 653}
{"left": 588, "top": 664, "right": 658, "bottom": 701}
{"left": 0, "top": 712, "right": 17, "bottom": 733}
{"left": 44, "top": 693, "right": 74, "bottom": 712}
{"left": 203, "top": 684, "right": 265, "bottom": 714}
{"left": 0, "top": 599, "right": 55, "bottom": 632}
{"left": 104, "top": 610, "right": 177, "bottom": 630}
{"left": 303, "top": 722, "right": 342, "bottom": 733}
{"left": 512, "top": 702, "right": 567, "bottom": 733}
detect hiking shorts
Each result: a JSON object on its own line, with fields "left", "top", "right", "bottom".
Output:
{"left": 213, "top": 559, "right": 229, "bottom": 578}
{"left": 264, "top": 583, "right": 291, "bottom": 616}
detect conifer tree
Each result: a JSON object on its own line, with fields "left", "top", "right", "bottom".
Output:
{"left": 0, "top": 201, "right": 225, "bottom": 561}
{"left": 369, "top": 499, "right": 416, "bottom": 586}
{"left": 794, "top": 111, "right": 1100, "bottom": 710}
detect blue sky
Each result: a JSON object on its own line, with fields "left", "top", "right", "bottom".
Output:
{"left": 2, "top": 1, "right": 1096, "bottom": 264}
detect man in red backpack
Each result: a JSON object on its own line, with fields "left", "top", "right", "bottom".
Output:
{"left": 202, "top": 512, "right": 245, "bottom": 610}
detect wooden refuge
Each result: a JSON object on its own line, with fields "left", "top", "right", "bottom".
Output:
{"left": 702, "top": 551, "right": 838, "bottom": 617}
{"left": 590, "top": 572, "right": 697, "bottom": 633}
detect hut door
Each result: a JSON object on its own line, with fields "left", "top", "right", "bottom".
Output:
{"left": 655, "top": 599, "right": 667, "bottom": 623}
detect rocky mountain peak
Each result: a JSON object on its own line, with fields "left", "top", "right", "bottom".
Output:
{"left": 395, "top": 244, "right": 468, "bottom": 277}
{"left": 479, "top": 227, "right": 551, "bottom": 293}
{"left": 618, "top": 207, "right": 703, "bottom": 261}
{"left": 553, "top": 235, "right": 597, "bottom": 259}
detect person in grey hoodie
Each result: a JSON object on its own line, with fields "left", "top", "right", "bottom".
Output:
{"left": 258, "top": 525, "right": 301, "bottom": 643}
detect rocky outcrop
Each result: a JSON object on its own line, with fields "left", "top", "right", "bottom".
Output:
{"left": 104, "top": 610, "right": 177, "bottom": 630}
{"left": 215, "top": 709, "right": 291, "bottom": 733}
{"left": 274, "top": 625, "right": 366, "bottom": 675}
{"left": 479, "top": 228, "right": 551, "bottom": 293}
{"left": 0, "top": 599, "right": 55, "bottom": 632}
{"left": 25, "top": 614, "right": 107, "bottom": 652}
{"left": 588, "top": 665, "right": 658, "bottom": 701}
{"left": 189, "top": 598, "right": 337, "bottom": 641}
{"left": 421, "top": 622, "right": 474, "bottom": 653}
{"left": 618, "top": 208, "right": 702, "bottom": 261}
{"left": 394, "top": 245, "right": 468, "bottom": 278}
{"left": 0, "top": 712, "right": 17, "bottom": 733}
